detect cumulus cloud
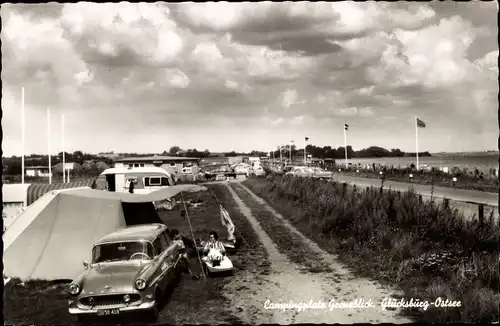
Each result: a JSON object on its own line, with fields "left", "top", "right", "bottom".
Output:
{"left": 164, "top": 68, "right": 190, "bottom": 88}
{"left": 290, "top": 115, "right": 305, "bottom": 125}
{"left": 263, "top": 116, "right": 284, "bottom": 126}
{"left": 281, "top": 89, "right": 298, "bottom": 109}
{"left": 1, "top": 2, "right": 497, "bottom": 154}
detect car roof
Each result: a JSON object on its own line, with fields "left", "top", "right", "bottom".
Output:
{"left": 96, "top": 224, "right": 168, "bottom": 244}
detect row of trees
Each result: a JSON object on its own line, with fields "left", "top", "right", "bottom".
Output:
{"left": 269, "top": 145, "right": 431, "bottom": 160}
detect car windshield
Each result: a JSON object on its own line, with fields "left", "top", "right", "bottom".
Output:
{"left": 92, "top": 241, "right": 155, "bottom": 263}
{"left": 314, "top": 168, "right": 325, "bottom": 172}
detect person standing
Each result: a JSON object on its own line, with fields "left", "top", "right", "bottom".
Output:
{"left": 170, "top": 229, "right": 200, "bottom": 279}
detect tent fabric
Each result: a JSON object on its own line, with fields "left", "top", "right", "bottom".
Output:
{"left": 26, "top": 180, "right": 94, "bottom": 206}
{"left": 63, "top": 184, "right": 207, "bottom": 203}
{"left": 3, "top": 190, "right": 61, "bottom": 251}
{"left": 4, "top": 191, "right": 127, "bottom": 281}
{"left": 122, "top": 202, "right": 162, "bottom": 225}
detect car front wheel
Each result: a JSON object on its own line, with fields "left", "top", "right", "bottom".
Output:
{"left": 147, "top": 303, "right": 159, "bottom": 323}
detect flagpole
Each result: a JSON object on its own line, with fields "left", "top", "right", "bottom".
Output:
{"left": 344, "top": 121, "right": 348, "bottom": 166}
{"left": 62, "top": 114, "right": 65, "bottom": 183}
{"left": 21, "top": 87, "right": 25, "bottom": 184}
{"left": 289, "top": 139, "right": 292, "bottom": 163}
{"left": 47, "top": 108, "right": 52, "bottom": 184}
{"left": 415, "top": 116, "right": 419, "bottom": 170}
{"left": 303, "top": 137, "right": 306, "bottom": 165}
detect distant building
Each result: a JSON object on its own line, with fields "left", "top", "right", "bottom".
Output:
{"left": 113, "top": 156, "right": 201, "bottom": 176}
{"left": 25, "top": 166, "right": 52, "bottom": 178}
{"left": 63, "top": 162, "right": 75, "bottom": 171}
{"left": 227, "top": 156, "right": 244, "bottom": 165}
{"left": 2, "top": 183, "right": 30, "bottom": 231}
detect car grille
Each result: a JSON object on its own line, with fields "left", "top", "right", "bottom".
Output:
{"left": 80, "top": 294, "right": 141, "bottom": 308}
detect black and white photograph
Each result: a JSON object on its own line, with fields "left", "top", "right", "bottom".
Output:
{"left": 1, "top": 1, "right": 499, "bottom": 325}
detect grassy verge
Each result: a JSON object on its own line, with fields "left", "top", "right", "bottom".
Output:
{"left": 331, "top": 169, "right": 499, "bottom": 193}
{"left": 242, "top": 175, "right": 500, "bottom": 323}
{"left": 230, "top": 183, "right": 333, "bottom": 274}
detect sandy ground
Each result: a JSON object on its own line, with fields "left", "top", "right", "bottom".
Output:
{"left": 221, "top": 182, "right": 412, "bottom": 324}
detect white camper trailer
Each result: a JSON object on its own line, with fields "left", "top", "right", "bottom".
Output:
{"left": 96, "top": 167, "right": 175, "bottom": 194}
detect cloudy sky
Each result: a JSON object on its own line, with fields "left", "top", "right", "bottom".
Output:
{"left": 1, "top": 2, "right": 498, "bottom": 156}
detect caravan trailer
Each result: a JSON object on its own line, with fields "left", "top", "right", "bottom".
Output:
{"left": 95, "top": 167, "right": 175, "bottom": 194}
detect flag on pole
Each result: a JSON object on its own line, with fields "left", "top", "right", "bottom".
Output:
{"left": 344, "top": 123, "right": 349, "bottom": 131}
{"left": 220, "top": 205, "right": 235, "bottom": 241}
{"left": 416, "top": 118, "right": 426, "bottom": 128}
{"left": 305, "top": 137, "right": 309, "bottom": 141}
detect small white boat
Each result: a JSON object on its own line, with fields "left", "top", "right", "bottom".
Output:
{"left": 201, "top": 249, "right": 234, "bottom": 275}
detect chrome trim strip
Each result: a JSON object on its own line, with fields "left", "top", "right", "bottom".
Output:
{"left": 69, "top": 301, "right": 155, "bottom": 315}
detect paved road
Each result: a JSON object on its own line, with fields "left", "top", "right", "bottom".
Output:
{"left": 333, "top": 174, "right": 499, "bottom": 207}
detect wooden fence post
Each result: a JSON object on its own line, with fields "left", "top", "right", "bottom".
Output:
{"left": 419, "top": 195, "right": 423, "bottom": 203}
{"left": 478, "top": 204, "right": 484, "bottom": 225}
{"left": 342, "top": 182, "right": 347, "bottom": 194}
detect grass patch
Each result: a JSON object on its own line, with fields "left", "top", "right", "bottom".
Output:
{"left": 3, "top": 279, "right": 72, "bottom": 324}
{"left": 243, "top": 175, "right": 500, "bottom": 323}
{"left": 230, "top": 183, "right": 332, "bottom": 274}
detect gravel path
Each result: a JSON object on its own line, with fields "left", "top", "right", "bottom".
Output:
{"left": 223, "top": 182, "right": 412, "bottom": 324}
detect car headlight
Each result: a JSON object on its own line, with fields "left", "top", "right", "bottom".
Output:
{"left": 69, "top": 283, "right": 81, "bottom": 295}
{"left": 135, "top": 278, "right": 146, "bottom": 291}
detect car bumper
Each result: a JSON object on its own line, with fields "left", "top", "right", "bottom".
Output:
{"left": 69, "top": 301, "right": 156, "bottom": 315}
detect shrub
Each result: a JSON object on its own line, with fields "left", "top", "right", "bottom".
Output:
{"left": 243, "top": 175, "right": 500, "bottom": 323}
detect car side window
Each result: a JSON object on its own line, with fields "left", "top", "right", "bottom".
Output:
{"left": 152, "top": 238, "right": 162, "bottom": 256}
{"left": 159, "top": 232, "right": 170, "bottom": 251}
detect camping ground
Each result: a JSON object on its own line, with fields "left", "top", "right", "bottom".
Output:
{"left": 4, "top": 178, "right": 497, "bottom": 324}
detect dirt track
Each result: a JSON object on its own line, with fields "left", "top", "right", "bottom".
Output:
{"left": 221, "top": 181, "right": 412, "bottom": 324}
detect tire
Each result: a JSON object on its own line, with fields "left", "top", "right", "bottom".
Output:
{"left": 148, "top": 292, "right": 160, "bottom": 323}
{"left": 148, "top": 305, "right": 159, "bottom": 323}
{"left": 76, "top": 315, "right": 91, "bottom": 325}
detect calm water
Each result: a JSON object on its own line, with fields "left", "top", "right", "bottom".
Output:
{"left": 343, "top": 155, "right": 499, "bottom": 172}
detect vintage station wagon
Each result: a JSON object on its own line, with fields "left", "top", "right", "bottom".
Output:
{"left": 68, "top": 224, "right": 183, "bottom": 322}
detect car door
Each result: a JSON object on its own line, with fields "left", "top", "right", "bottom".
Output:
{"left": 155, "top": 233, "right": 178, "bottom": 291}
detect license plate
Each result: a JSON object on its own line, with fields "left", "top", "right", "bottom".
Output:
{"left": 97, "top": 309, "right": 120, "bottom": 316}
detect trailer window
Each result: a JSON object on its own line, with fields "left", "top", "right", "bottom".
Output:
{"left": 149, "top": 177, "right": 161, "bottom": 186}
{"left": 161, "top": 177, "right": 170, "bottom": 186}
